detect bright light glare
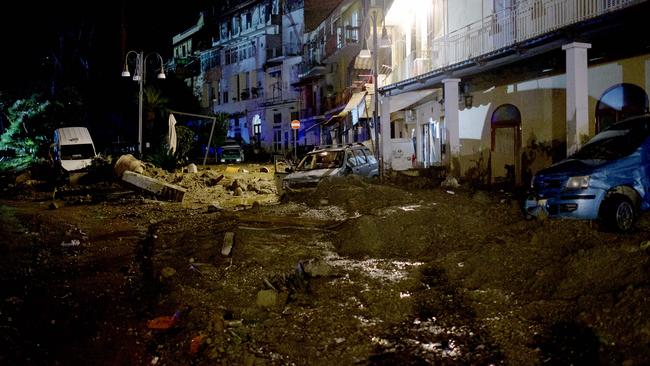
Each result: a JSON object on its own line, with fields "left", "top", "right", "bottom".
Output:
{"left": 386, "top": 0, "right": 430, "bottom": 27}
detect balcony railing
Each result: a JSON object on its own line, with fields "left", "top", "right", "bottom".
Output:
{"left": 324, "top": 26, "right": 361, "bottom": 59}
{"left": 396, "top": 0, "right": 643, "bottom": 81}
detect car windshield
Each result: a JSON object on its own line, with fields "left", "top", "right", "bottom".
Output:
{"left": 222, "top": 147, "right": 241, "bottom": 157}
{"left": 60, "top": 144, "right": 95, "bottom": 160}
{"left": 571, "top": 122, "right": 648, "bottom": 161}
{"left": 297, "top": 150, "right": 344, "bottom": 170}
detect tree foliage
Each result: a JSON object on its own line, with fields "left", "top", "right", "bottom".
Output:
{"left": 0, "top": 95, "right": 51, "bottom": 171}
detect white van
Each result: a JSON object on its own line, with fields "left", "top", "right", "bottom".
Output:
{"left": 53, "top": 127, "right": 97, "bottom": 172}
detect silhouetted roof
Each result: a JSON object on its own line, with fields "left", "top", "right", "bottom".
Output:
{"left": 304, "top": 0, "right": 342, "bottom": 32}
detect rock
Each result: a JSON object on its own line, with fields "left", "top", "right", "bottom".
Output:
{"left": 207, "top": 203, "right": 221, "bottom": 213}
{"left": 238, "top": 168, "right": 249, "bottom": 173}
{"left": 234, "top": 187, "right": 244, "bottom": 196}
{"left": 256, "top": 290, "right": 277, "bottom": 308}
{"left": 302, "top": 259, "right": 332, "bottom": 277}
{"left": 258, "top": 189, "right": 273, "bottom": 195}
{"left": 161, "top": 267, "right": 177, "bottom": 279}
{"left": 186, "top": 163, "right": 198, "bottom": 173}
{"left": 114, "top": 154, "right": 145, "bottom": 178}
{"left": 441, "top": 176, "right": 460, "bottom": 188}
{"left": 15, "top": 172, "right": 31, "bottom": 185}
{"left": 259, "top": 167, "right": 269, "bottom": 173}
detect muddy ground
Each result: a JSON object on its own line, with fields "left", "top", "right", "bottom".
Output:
{"left": 1, "top": 163, "right": 649, "bottom": 365}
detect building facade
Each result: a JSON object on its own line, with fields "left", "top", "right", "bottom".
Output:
{"left": 378, "top": 0, "right": 649, "bottom": 187}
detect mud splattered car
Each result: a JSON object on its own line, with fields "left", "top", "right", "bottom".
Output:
{"left": 282, "top": 144, "right": 378, "bottom": 191}
{"left": 525, "top": 114, "right": 650, "bottom": 231}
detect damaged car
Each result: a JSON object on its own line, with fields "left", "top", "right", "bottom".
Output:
{"left": 524, "top": 115, "right": 650, "bottom": 231}
{"left": 282, "top": 143, "right": 379, "bottom": 191}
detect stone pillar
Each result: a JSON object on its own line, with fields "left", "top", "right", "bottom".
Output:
{"left": 380, "top": 95, "right": 392, "bottom": 173}
{"left": 442, "top": 78, "right": 461, "bottom": 174}
{"left": 562, "top": 42, "right": 591, "bottom": 155}
{"left": 415, "top": 109, "right": 422, "bottom": 168}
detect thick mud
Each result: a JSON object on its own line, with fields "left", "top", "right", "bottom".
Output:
{"left": 1, "top": 168, "right": 649, "bottom": 365}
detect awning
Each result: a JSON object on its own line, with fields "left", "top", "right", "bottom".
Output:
{"left": 354, "top": 55, "right": 372, "bottom": 70}
{"left": 324, "top": 113, "right": 345, "bottom": 127}
{"left": 388, "top": 89, "right": 436, "bottom": 113}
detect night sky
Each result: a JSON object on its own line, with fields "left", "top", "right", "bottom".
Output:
{"left": 0, "top": 1, "right": 207, "bottom": 93}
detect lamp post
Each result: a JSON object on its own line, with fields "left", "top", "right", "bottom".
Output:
{"left": 370, "top": 10, "right": 391, "bottom": 180}
{"left": 121, "top": 51, "right": 166, "bottom": 156}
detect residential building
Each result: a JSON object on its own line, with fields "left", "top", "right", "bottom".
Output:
{"left": 378, "top": 0, "right": 650, "bottom": 187}
{"left": 296, "top": 0, "right": 390, "bottom": 151}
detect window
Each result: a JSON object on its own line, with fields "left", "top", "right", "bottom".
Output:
{"left": 346, "top": 151, "right": 358, "bottom": 166}
{"left": 354, "top": 149, "right": 367, "bottom": 165}
{"left": 290, "top": 111, "right": 299, "bottom": 122}
{"left": 274, "top": 113, "right": 282, "bottom": 124}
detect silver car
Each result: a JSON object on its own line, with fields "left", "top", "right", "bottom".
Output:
{"left": 282, "top": 144, "right": 379, "bottom": 191}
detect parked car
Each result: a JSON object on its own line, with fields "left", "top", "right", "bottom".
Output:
{"left": 281, "top": 143, "right": 379, "bottom": 191}
{"left": 524, "top": 114, "right": 650, "bottom": 231}
{"left": 218, "top": 144, "right": 244, "bottom": 163}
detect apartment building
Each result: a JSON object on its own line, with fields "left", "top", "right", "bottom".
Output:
{"left": 296, "top": 0, "right": 390, "bottom": 149}
{"left": 378, "top": 0, "right": 649, "bottom": 187}
{"left": 171, "top": 0, "right": 306, "bottom": 154}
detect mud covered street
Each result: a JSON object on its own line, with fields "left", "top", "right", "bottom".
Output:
{"left": 1, "top": 165, "right": 650, "bottom": 365}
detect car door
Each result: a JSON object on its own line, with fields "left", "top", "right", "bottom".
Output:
{"left": 345, "top": 149, "right": 359, "bottom": 175}
{"left": 353, "top": 149, "right": 370, "bottom": 176}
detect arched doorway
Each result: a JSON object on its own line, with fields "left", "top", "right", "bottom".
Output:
{"left": 596, "top": 83, "right": 648, "bottom": 132}
{"left": 491, "top": 104, "right": 522, "bottom": 187}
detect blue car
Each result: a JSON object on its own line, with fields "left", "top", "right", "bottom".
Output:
{"left": 524, "top": 115, "right": 650, "bottom": 231}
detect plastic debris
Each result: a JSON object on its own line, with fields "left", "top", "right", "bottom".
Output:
{"left": 189, "top": 335, "right": 204, "bottom": 354}
{"left": 146, "top": 310, "right": 180, "bottom": 330}
{"left": 61, "top": 239, "right": 81, "bottom": 247}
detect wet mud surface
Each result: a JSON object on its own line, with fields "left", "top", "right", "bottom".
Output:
{"left": 1, "top": 166, "right": 650, "bottom": 365}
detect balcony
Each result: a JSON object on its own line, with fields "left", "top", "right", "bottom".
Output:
{"left": 323, "top": 26, "right": 361, "bottom": 63}
{"left": 391, "top": 0, "right": 643, "bottom": 83}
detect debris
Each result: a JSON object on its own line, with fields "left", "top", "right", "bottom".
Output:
{"left": 188, "top": 264, "right": 202, "bottom": 274}
{"left": 114, "top": 154, "right": 145, "bottom": 178}
{"left": 189, "top": 334, "right": 204, "bottom": 354}
{"left": 207, "top": 203, "right": 221, "bottom": 213}
{"left": 441, "top": 176, "right": 460, "bottom": 188}
{"left": 224, "top": 166, "right": 239, "bottom": 174}
{"left": 121, "top": 171, "right": 186, "bottom": 202}
{"left": 49, "top": 201, "right": 63, "bottom": 210}
{"left": 259, "top": 167, "right": 269, "bottom": 173}
{"left": 150, "top": 356, "right": 160, "bottom": 365}
{"left": 446, "top": 190, "right": 455, "bottom": 195}
{"left": 186, "top": 163, "right": 198, "bottom": 173}
{"left": 641, "top": 241, "right": 650, "bottom": 251}
{"left": 256, "top": 290, "right": 278, "bottom": 308}
{"left": 263, "top": 277, "right": 278, "bottom": 291}
{"left": 146, "top": 310, "right": 180, "bottom": 330}
{"left": 224, "top": 320, "right": 243, "bottom": 327}
{"left": 222, "top": 232, "right": 235, "bottom": 257}
{"left": 302, "top": 258, "right": 333, "bottom": 277}
{"left": 160, "top": 267, "right": 177, "bottom": 279}
{"left": 61, "top": 239, "right": 81, "bottom": 247}
{"left": 238, "top": 168, "right": 249, "bottom": 173}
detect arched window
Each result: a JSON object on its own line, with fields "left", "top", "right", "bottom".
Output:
{"left": 596, "top": 83, "right": 648, "bottom": 132}
{"left": 491, "top": 103, "right": 521, "bottom": 126}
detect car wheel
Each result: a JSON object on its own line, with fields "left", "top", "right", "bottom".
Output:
{"left": 601, "top": 194, "right": 635, "bottom": 232}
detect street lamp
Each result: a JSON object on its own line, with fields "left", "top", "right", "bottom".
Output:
{"left": 121, "top": 50, "right": 166, "bottom": 156}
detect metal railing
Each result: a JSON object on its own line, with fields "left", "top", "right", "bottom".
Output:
{"left": 399, "top": 0, "right": 643, "bottom": 79}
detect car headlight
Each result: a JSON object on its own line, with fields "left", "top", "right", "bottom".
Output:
{"left": 565, "top": 175, "right": 590, "bottom": 190}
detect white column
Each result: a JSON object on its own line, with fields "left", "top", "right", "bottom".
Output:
{"left": 442, "top": 78, "right": 460, "bottom": 167}
{"left": 562, "top": 42, "right": 591, "bottom": 155}
{"left": 415, "top": 109, "right": 422, "bottom": 168}
{"left": 380, "top": 95, "right": 392, "bottom": 173}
